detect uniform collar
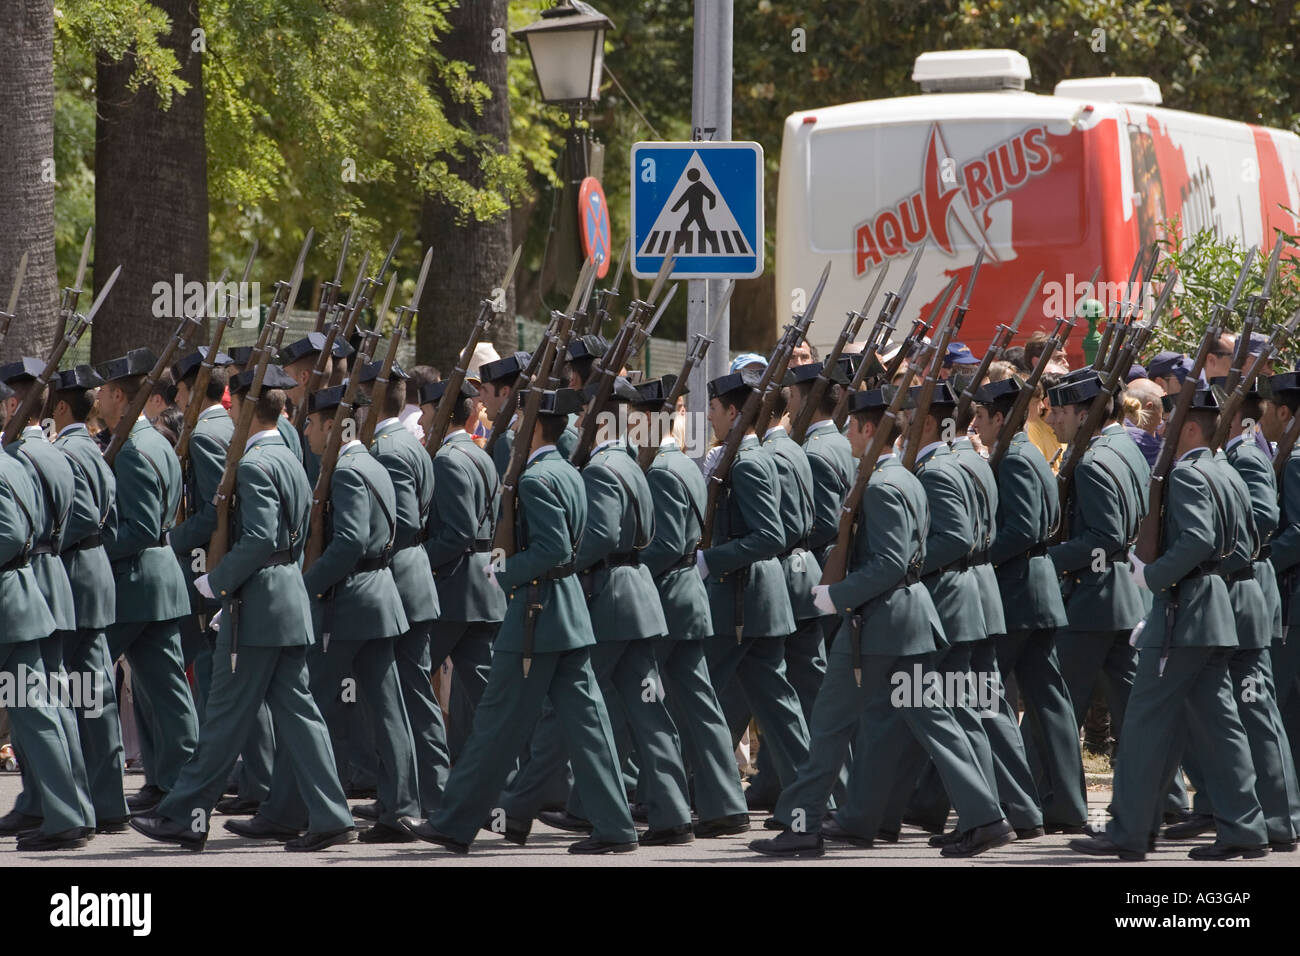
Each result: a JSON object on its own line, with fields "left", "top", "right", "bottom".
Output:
{"left": 375, "top": 417, "right": 401, "bottom": 434}
{"left": 805, "top": 419, "right": 835, "bottom": 437}
{"left": 340, "top": 440, "right": 364, "bottom": 457}
{"left": 763, "top": 425, "right": 786, "bottom": 441}
{"left": 527, "top": 443, "right": 557, "bottom": 466}
{"left": 245, "top": 428, "right": 280, "bottom": 452}
{"left": 917, "top": 440, "right": 947, "bottom": 463}
{"left": 443, "top": 428, "right": 468, "bottom": 445}
{"left": 738, "top": 433, "right": 760, "bottom": 449}
{"left": 592, "top": 438, "right": 622, "bottom": 457}
{"left": 199, "top": 403, "right": 227, "bottom": 421}
{"left": 57, "top": 422, "right": 88, "bottom": 439}
{"left": 20, "top": 424, "right": 43, "bottom": 439}
{"left": 1178, "top": 446, "right": 1211, "bottom": 462}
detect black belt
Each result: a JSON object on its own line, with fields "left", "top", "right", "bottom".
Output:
{"left": 994, "top": 541, "right": 1048, "bottom": 570}
{"left": 28, "top": 541, "right": 55, "bottom": 555}
{"left": 656, "top": 551, "right": 698, "bottom": 579}
{"left": 69, "top": 534, "right": 102, "bottom": 551}
{"left": 352, "top": 553, "right": 392, "bottom": 573}
{"left": 1182, "top": 561, "right": 1223, "bottom": 582}
{"left": 583, "top": 551, "right": 641, "bottom": 574}
{"left": 1224, "top": 566, "right": 1255, "bottom": 583}
{"left": 267, "top": 549, "right": 294, "bottom": 566}
{"left": 1257, "top": 544, "right": 1272, "bottom": 561}
{"left": 536, "top": 561, "right": 576, "bottom": 582}
{"left": 924, "top": 554, "right": 971, "bottom": 580}
{"left": 0, "top": 553, "right": 29, "bottom": 572}
{"left": 778, "top": 543, "right": 810, "bottom": 561}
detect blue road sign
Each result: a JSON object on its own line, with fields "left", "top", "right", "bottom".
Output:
{"left": 631, "top": 141, "right": 764, "bottom": 279}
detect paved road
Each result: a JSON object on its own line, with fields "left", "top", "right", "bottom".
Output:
{"left": 0, "top": 774, "right": 1290, "bottom": 866}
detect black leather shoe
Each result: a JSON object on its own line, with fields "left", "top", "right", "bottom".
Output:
{"left": 638, "top": 824, "right": 694, "bottom": 846}
{"left": 694, "top": 813, "right": 751, "bottom": 838}
{"left": 763, "top": 817, "right": 788, "bottom": 831}
{"left": 744, "top": 788, "right": 776, "bottom": 812}
{"left": 344, "top": 785, "right": 377, "bottom": 800}
{"left": 127, "top": 784, "right": 166, "bottom": 814}
{"left": 0, "top": 810, "right": 44, "bottom": 835}
{"left": 902, "top": 813, "right": 946, "bottom": 835}
{"left": 819, "top": 817, "right": 874, "bottom": 848}
{"left": 1188, "top": 842, "right": 1269, "bottom": 861}
{"left": 215, "top": 797, "right": 261, "bottom": 816}
{"left": 749, "top": 830, "right": 825, "bottom": 858}
{"left": 568, "top": 836, "right": 637, "bottom": 854}
{"left": 876, "top": 828, "right": 900, "bottom": 843}
{"left": 400, "top": 817, "right": 470, "bottom": 854}
{"left": 629, "top": 803, "right": 650, "bottom": 823}
{"left": 1068, "top": 835, "right": 1144, "bottom": 861}
{"left": 1164, "top": 812, "right": 1216, "bottom": 839}
{"left": 1163, "top": 808, "right": 1195, "bottom": 826}
{"left": 537, "top": 809, "right": 593, "bottom": 833}
{"left": 1043, "top": 821, "right": 1088, "bottom": 835}
{"left": 1015, "top": 826, "right": 1046, "bottom": 840}
{"left": 95, "top": 816, "right": 131, "bottom": 834}
{"left": 15, "top": 827, "right": 90, "bottom": 852}
{"left": 285, "top": 827, "right": 357, "bottom": 851}
{"left": 928, "top": 827, "right": 964, "bottom": 848}
{"left": 358, "top": 821, "right": 416, "bottom": 844}
{"left": 479, "top": 814, "right": 531, "bottom": 846}
{"left": 224, "top": 815, "right": 301, "bottom": 842}
{"left": 130, "top": 815, "right": 205, "bottom": 851}
{"left": 1269, "top": 838, "right": 1298, "bottom": 852}
{"left": 940, "top": 819, "right": 1017, "bottom": 858}
{"left": 352, "top": 801, "right": 381, "bottom": 821}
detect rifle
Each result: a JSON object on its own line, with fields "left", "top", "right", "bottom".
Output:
{"left": 790, "top": 262, "right": 891, "bottom": 443}
{"left": 206, "top": 230, "right": 314, "bottom": 568}
{"left": 361, "top": 248, "right": 434, "bottom": 446}
{"left": 493, "top": 260, "right": 596, "bottom": 561}
{"left": 876, "top": 243, "right": 931, "bottom": 382}
{"left": 699, "top": 262, "right": 831, "bottom": 548}
{"left": 1104, "top": 248, "right": 1161, "bottom": 374}
{"left": 174, "top": 261, "right": 237, "bottom": 467}
{"left": 1215, "top": 305, "right": 1299, "bottom": 454}
{"left": 753, "top": 263, "right": 833, "bottom": 438}
{"left": 55, "top": 228, "right": 94, "bottom": 348}
{"left": 1226, "top": 232, "right": 1286, "bottom": 394}
{"left": 1270, "top": 312, "right": 1300, "bottom": 476}
{"left": 988, "top": 313, "right": 1074, "bottom": 471}
{"left": 293, "top": 251, "right": 370, "bottom": 432}
{"left": 0, "top": 252, "right": 28, "bottom": 354}
{"left": 1093, "top": 245, "right": 1150, "bottom": 371}
{"left": 2, "top": 265, "right": 119, "bottom": 446}
{"left": 832, "top": 265, "right": 919, "bottom": 429}
{"left": 900, "top": 298, "right": 958, "bottom": 470}
{"left": 546, "top": 267, "right": 599, "bottom": 387}
{"left": 636, "top": 281, "right": 732, "bottom": 471}
{"left": 425, "top": 246, "right": 523, "bottom": 452}
{"left": 953, "top": 270, "right": 1043, "bottom": 430}
{"left": 818, "top": 353, "right": 928, "bottom": 589}
{"left": 314, "top": 227, "right": 352, "bottom": 333}
{"left": 584, "top": 237, "right": 630, "bottom": 337}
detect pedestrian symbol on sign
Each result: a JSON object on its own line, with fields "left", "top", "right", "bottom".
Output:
{"left": 638, "top": 151, "right": 753, "bottom": 258}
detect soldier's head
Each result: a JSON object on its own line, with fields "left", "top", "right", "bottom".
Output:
{"left": 0, "top": 357, "right": 47, "bottom": 427}
{"left": 144, "top": 369, "right": 175, "bottom": 422}
{"left": 847, "top": 388, "right": 900, "bottom": 457}
{"left": 406, "top": 365, "right": 439, "bottom": 410}
{"left": 789, "top": 340, "right": 818, "bottom": 368}
{"left": 229, "top": 365, "right": 294, "bottom": 433}
{"left": 1203, "top": 332, "right": 1237, "bottom": 382}
{"left": 971, "top": 378, "right": 1022, "bottom": 446}
{"left": 171, "top": 348, "right": 233, "bottom": 415}
{"left": 0, "top": 382, "right": 10, "bottom": 430}
{"left": 627, "top": 376, "right": 680, "bottom": 450}
{"left": 356, "top": 361, "right": 409, "bottom": 422}
{"left": 784, "top": 359, "right": 848, "bottom": 426}
{"left": 1046, "top": 373, "right": 1109, "bottom": 445}
{"left": 94, "top": 348, "right": 156, "bottom": 431}
{"left": 532, "top": 389, "right": 582, "bottom": 452}
{"left": 303, "top": 385, "right": 369, "bottom": 457}
{"left": 50, "top": 366, "right": 105, "bottom": 432}
{"left": 419, "top": 380, "right": 478, "bottom": 437}
{"left": 905, "top": 382, "right": 958, "bottom": 446}
{"left": 477, "top": 351, "right": 530, "bottom": 421}
{"left": 707, "top": 368, "right": 762, "bottom": 443}
{"left": 280, "top": 333, "right": 353, "bottom": 400}
{"left": 1177, "top": 390, "right": 1220, "bottom": 454}
{"left": 1262, "top": 372, "right": 1300, "bottom": 442}
{"left": 581, "top": 375, "right": 638, "bottom": 444}
{"left": 565, "top": 335, "right": 609, "bottom": 390}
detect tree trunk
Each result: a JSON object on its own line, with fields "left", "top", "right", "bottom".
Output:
{"left": 417, "top": 0, "right": 515, "bottom": 374}
{"left": 0, "top": 0, "right": 57, "bottom": 363}
{"left": 91, "top": 0, "right": 208, "bottom": 363}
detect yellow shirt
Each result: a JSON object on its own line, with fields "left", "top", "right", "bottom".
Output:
{"left": 1028, "top": 417, "right": 1065, "bottom": 473}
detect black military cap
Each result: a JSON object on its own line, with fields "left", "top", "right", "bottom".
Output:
{"left": 230, "top": 365, "right": 298, "bottom": 394}
{"left": 1264, "top": 372, "right": 1300, "bottom": 401}
{"left": 227, "top": 345, "right": 258, "bottom": 369}
{"left": 281, "top": 332, "right": 354, "bottom": 366}
{"left": 53, "top": 365, "right": 105, "bottom": 392}
{"left": 567, "top": 335, "right": 609, "bottom": 361}
{"left": 308, "top": 384, "right": 371, "bottom": 415}
{"left": 419, "top": 379, "right": 478, "bottom": 406}
{"left": 847, "top": 386, "right": 898, "bottom": 413}
{"left": 1207, "top": 375, "right": 1260, "bottom": 400}
{"left": 974, "top": 377, "right": 1022, "bottom": 405}
{"left": 907, "top": 381, "right": 958, "bottom": 408}
{"left": 629, "top": 375, "right": 680, "bottom": 408}
{"left": 784, "top": 361, "right": 850, "bottom": 388}
{"left": 479, "top": 351, "right": 531, "bottom": 385}
{"left": 538, "top": 387, "right": 583, "bottom": 418}
{"left": 172, "top": 347, "right": 233, "bottom": 383}
{"left": 1188, "top": 387, "right": 1221, "bottom": 411}
{"left": 0, "top": 357, "right": 45, "bottom": 385}
{"left": 707, "top": 367, "right": 762, "bottom": 401}
{"left": 357, "top": 360, "right": 409, "bottom": 384}
{"left": 1059, "top": 367, "right": 1097, "bottom": 385}
{"left": 97, "top": 348, "right": 156, "bottom": 383}
{"left": 582, "top": 375, "right": 639, "bottom": 405}
{"left": 1048, "top": 374, "right": 1104, "bottom": 407}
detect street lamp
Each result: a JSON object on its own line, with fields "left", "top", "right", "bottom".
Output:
{"left": 514, "top": 1, "right": 613, "bottom": 108}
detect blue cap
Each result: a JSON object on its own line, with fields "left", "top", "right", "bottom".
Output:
{"left": 944, "top": 342, "right": 980, "bottom": 366}
{"left": 1126, "top": 364, "right": 1147, "bottom": 383}
{"left": 1148, "top": 351, "right": 1194, "bottom": 382}
{"left": 730, "top": 353, "right": 767, "bottom": 374}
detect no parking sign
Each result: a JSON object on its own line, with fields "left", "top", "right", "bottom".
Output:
{"left": 578, "top": 177, "right": 611, "bottom": 279}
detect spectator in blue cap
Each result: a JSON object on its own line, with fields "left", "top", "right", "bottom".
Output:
{"left": 1126, "top": 363, "right": 1147, "bottom": 384}
{"left": 730, "top": 353, "right": 767, "bottom": 374}
{"left": 940, "top": 341, "right": 980, "bottom": 381}
{"left": 1147, "top": 350, "right": 1194, "bottom": 398}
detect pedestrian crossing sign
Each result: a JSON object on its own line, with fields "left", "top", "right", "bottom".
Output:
{"left": 631, "top": 141, "right": 764, "bottom": 279}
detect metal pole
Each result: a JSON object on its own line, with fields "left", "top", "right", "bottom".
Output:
{"left": 687, "top": 0, "right": 732, "bottom": 463}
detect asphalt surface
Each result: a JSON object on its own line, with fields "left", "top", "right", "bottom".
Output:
{"left": 0, "top": 773, "right": 1293, "bottom": 866}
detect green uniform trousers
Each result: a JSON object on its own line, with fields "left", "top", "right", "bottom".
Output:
{"left": 1107, "top": 646, "right": 1267, "bottom": 853}
{"left": 431, "top": 620, "right": 496, "bottom": 762}
{"left": 107, "top": 618, "right": 198, "bottom": 793}
{"left": 431, "top": 647, "right": 637, "bottom": 846}
{"left": 393, "top": 620, "right": 452, "bottom": 817}
{"left": 156, "top": 637, "right": 353, "bottom": 835}
{"left": 64, "top": 628, "right": 130, "bottom": 821}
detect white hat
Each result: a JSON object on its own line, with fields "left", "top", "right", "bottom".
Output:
{"left": 467, "top": 342, "right": 501, "bottom": 381}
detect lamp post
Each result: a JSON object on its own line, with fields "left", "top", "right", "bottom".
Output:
{"left": 515, "top": 2, "right": 614, "bottom": 286}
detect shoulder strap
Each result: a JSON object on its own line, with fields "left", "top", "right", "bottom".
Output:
{"left": 600, "top": 456, "right": 650, "bottom": 551}
{"left": 0, "top": 474, "right": 35, "bottom": 556}
{"left": 16, "top": 446, "right": 71, "bottom": 549}
{"left": 950, "top": 454, "right": 993, "bottom": 551}
{"left": 246, "top": 456, "right": 303, "bottom": 552}
{"left": 1087, "top": 451, "right": 1136, "bottom": 546}
{"left": 61, "top": 446, "right": 109, "bottom": 531}
{"left": 351, "top": 465, "right": 397, "bottom": 553}
{"left": 132, "top": 443, "right": 174, "bottom": 534}
{"left": 451, "top": 442, "right": 497, "bottom": 537}
{"left": 524, "top": 472, "right": 578, "bottom": 565}
{"left": 661, "top": 465, "right": 705, "bottom": 546}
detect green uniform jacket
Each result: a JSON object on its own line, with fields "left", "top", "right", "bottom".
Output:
{"left": 826, "top": 455, "right": 944, "bottom": 656}
{"left": 576, "top": 442, "right": 667, "bottom": 642}
{"left": 914, "top": 443, "right": 986, "bottom": 644}
{"left": 103, "top": 418, "right": 189, "bottom": 623}
{"left": 496, "top": 447, "right": 595, "bottom": 653}
{"left": 207, "top": 433, "right": 316, "bottom": 646}
{"left": 303, "top": 443, "right": 409, "bottom": 641}
{"left": 6, "top": 427, "right": 77, "bottom": 631}
{"left": 170, "top": 404, "right": 233, "bottom": 609}
{"left": 951, "top": 436, "right": 1007, "bottom": 636}
{"left": 762, "top": 426, "right": 823, "bottom": 621}
{"left": 1213, "top": 450, "right": 1270, "bottom": 649}
{"left": 54, "top": 424, "right": 118, "bottom": 630}
{"left": 1049, "top": 438, "right": 1146, "bottom": 631}
{"left": 1226, "top": 435, "right": 1281, "bottom": 641}
{"left": 1138, "top": 448, "right": 1236, "bottom": 649}
{"left": 426, "top": 431, "right": 505, "bottom": 623}
{"left": 988, "top": 432, "right": 1067, "bottom": 631}
{"left": 703, "top": 435, "right": 796, "bottom": 638}
{"left": 643, "top": 443, "right": 713, "bottom": 641}
{"left": 492, "top": 417, "right": 579, "bottom": 480}
{"left": 369, "top": 419, "right": 438, "bottom": 625}
{"left": 801, "top": 419, "right": 854, "bottom": 569}
{"left": 276, "top": 414, "right": 304, "bottom": 465}
{"left": 0, "top": 453, "right": 56, "bottom": 643}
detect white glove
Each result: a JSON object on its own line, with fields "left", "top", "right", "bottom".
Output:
{"left": 483, "top": 561, "right": 499, "bottom": 588}
{"left": 695, "top": 550, "right": 710, "bottom": 580}
{"left": 811, "top": 584, "right": 836, "bottom": 616}
{"left": 194, "top": 573, "right": 215, "bottom": 600}
{"left": 1129, "top": 619, "right": 1145, "bottom": 647}
{"left": 1130, "top": 556, "right": 1147, "bottom": 591}
{"left": 209, "top": 609, "right": 223, "bottom": 633}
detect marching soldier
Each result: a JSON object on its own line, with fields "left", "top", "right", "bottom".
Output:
{"left": 228, "top": 345, "right": 305, "bottom": 466}
{"left": 403, "top": 388, "right": 639, "bottom": 854}
{"left": 627, "top": 376, "right": 750, "bottom": 837}
{"left": 477, "top": 351, "right": 532, "bottom": 479}
{"left": 1071, "top": 389, "right": 1268, "bottom": 860}
{"left": 130, "top": 366, "right": 357, "bottom": 851}
{"left": 969, "top": 378, "right": 1088, "bottom": 832}
{"left": 751, "top": 388, "right": 1014, "bottom": 858}
{"left": 280, "top": 332, "right": 354, "bottom": 486}
{"left": 238, "top": 384, "right": 419, "bottom": 842}
{"left": 0, "top": 381, "right": 89, "bottom": 851}
{"left": 94, "top": 349, "right": 199, "bottom": 814}
{"left": 354, "top": 360, "right": 442, "bottom": 839}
